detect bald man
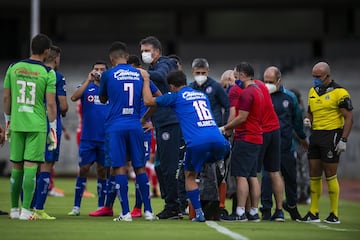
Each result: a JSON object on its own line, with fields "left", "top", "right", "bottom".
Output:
{"left": 298, "top": 62, "right": 353, "bottom": 224}
{"left": 220, "top": 70, "right": 235, "bottom": 93}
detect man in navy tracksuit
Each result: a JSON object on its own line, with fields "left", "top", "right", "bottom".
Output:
{"left": 261, "top": 66, "right": 309, "bottom": 221}
{"left": 140, "top": 36, "right": 182, "bottom": 219}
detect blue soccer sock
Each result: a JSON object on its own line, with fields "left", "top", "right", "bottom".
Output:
{"left": 115, "top": 174, "right": 129, "bottom": 215}
{"left": 34, "top": 172, "right": 51, "bottom": 210}
{"left": 105, "top": 175, "right": 116, "bottom": 208}
{"left": 136, "top": 173, "right": 152, "bottom": 212}
{"left": 187, "top": 188, "right": 201, "bottom": 209}
{"left": 74, "top": 177, "right": 87, "bottom": 208}
{"left": 97, "top": 178, "right": 107, "bottom": 208}
{"left": 134, "top": 181, "right": 142, "bottom": 209}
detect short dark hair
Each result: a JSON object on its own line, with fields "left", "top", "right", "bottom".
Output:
{"left": 127, "top": 55, "right": 141, "bottom": 67}
{"left": 139, "top": 36, "right": 162, "bottom": 53}
{"left": 109, "top": 41, "right": 129, "bottom": 59}
{"left": 191, "top": 58, "right": 209, "bottom": 69}
{"left": 235, "top": 62, "right": 254, "bottom": 78}
{"left": 44, "top": 45, "right": 61, "bottom": 63}
{"left": 168, "top": 54, "right": 182, "bottom": 65}
{"left": 92, "top": 60, "right": 108, "bottom": 70}
{"left": 166, "top": 70, "right": 187, "bottom": 87}
{"left": 31, "top": 33, "right": 52, "bottom": 55}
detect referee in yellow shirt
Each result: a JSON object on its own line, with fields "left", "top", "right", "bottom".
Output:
{"left": 298, "top": 61, "right": 353, "bottom": 224}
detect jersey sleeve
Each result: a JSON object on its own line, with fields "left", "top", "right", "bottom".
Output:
{"left": 56, "top": 73, "right": 67, "bottom": 96}
{"left": 155, "top": 92, "right": 177, "bottom": 107}
{"left": 99, "top": 71, "right": 108, "bottom": 98}
{"left": 150, "top": 80, "right": 159, "bottom": 94}
{"left": 46, "top": 70, "right": 57, "bottom": 93}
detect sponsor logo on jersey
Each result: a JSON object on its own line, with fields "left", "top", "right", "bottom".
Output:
{"left": 15, "top": 67, "right": 40, "bottom": 77}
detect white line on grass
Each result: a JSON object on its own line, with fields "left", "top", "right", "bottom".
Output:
{"left": 316, "top": 223, "right": 360, "bottom": 232}
{"left": 206, "top": 221, "right": 249, "bottom": 240}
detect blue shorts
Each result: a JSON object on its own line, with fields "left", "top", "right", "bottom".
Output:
{"left": 184, "top": 140, "right": 230, "bottom": 173}
{"left": 231, "top": 140, "right": 261, "bottom": 178}
{"left": 143, "top": 130, "right": 152, "bottom": 162}
{"left": 79, "top": 139, "right": 108, "bottom": 167}
{"left": 44, "top": 134, "right": 62, "bottom": 162}
{"left": 257, "top": 129, "right": 281, "bottom": 172}
{"left": 107, "top": 128, "right": 145, "bottom": 168}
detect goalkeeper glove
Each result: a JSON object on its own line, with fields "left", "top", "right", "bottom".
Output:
{"left": 4, "top": 113, "right": 10, "bottom": 141}
{"left": 47, "top": 120, "right": 57, "bottom": 151}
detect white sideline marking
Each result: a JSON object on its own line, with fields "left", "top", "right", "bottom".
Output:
{"left": 206, "top": 221, "right": 249, "bottom": 240}
{"left": 316, "top": 223, "right": 360, "bottom": 232}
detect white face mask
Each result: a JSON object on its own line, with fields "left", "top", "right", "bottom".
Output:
{"left": 194, "top": 75, "right": 207, "bottom": 86}
{"left": 265, "top": 83, "right": 277, "bottom": 94}
{"left": 141, "top": 52, "right": 153, "bottom": 64}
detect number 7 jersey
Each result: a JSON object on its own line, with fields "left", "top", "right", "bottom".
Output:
{"left": 3, "top": 59, "right": 56, "bottom": 132}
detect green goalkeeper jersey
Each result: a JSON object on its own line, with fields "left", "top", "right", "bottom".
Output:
{"left": 4, "top": 59, "right": 56, "bottom": 132}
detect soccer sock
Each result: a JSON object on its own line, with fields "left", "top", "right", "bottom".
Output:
{"left": 105, "top": 175, "right": 116, "bottom": 208}
{"left": 22, "top": 165, "right": 38, "bottom": 210}
{"left": 115, "top": 174, "right": 129, "bottom": 215}
{"left": 74, "top": 177, "right": 87, "bottom": 208}
{"left": 97, "top": 178, "right": 107, "bottom": 208}
{"left": 34, "top": 172, "right": 51, "bottom": 210}
{"left": 134, "top": 181, "right": 142, "bottom": 209}
{"left": 10, "top": 168, "right": 23, "bottom": 208}
{"left": 309, "top": 176, "right": 322, "bottom": 215}
{"left": 236, "top": 206, "right": 246, "bottom": 216}
{"left": 326, "top": 175, "right": 339, "bottom": 216}
{"left": 187, "top": 188, "right": 201, "bottom": 209}
{"left": 136, "top": 173, "right": 151, "bottom": 212}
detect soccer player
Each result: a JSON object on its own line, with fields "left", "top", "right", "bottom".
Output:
{"left": 4, "top": 33, "right": 57, "bottom": 220}
{"left": 298, "top": 61, "right": 353, "bottom": 224}
{"left": 67, "top": 61, "right": 110, "bottom": 216}
{"left": 33, "top": 45, "right": 68, "bottom": 219}
{"left": 142, "top": 70, "right": 230, "bottom": 222}
{"left": 99, "top": 41, "right": 156, "bottom": 222}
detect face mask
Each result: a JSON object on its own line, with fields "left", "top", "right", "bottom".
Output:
{"left": 313, "top": 78, "right": 323, "bottom": 88}
{"left": 235, "top": 79, "right": 244, "bottom": 89}
{"left": 265, "top": 83, "right": 277, "bottom": 94}
{"left": 194, "top": 75, "right": 207, "bottom": 86}
{"left": 141, "top": 52, "right": 153, "bottom": 64}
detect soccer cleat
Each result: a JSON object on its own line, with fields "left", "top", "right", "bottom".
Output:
{"left": 282, "top": 201, "right": 301, "bottom": 220}
{"left": 113, "top": 212, "right": 132, "bottom": 222}
{"left": 34, "top": 210, "right": 56, "bottom": 220}
{"left": 156, "top": 209, "right": 181, "bottom": 220}
{"left": 19, "top": 208, "right": 39, "bottom": 220}
{"left": 83, "top": 190, "right": 95, "bottom": 198}
{"left": 323, "top": 212, "right": 340, "bottom": 224}
{"left": 130, "top": 207, "right": 142, "bottom": 218}
{"left": 296, "top": 211, "right": 320, "bottom": 223}
{"left": 0, "top": 210, "right": 8, "bottom": 215}
{"left": 68, "top": 208, "right": 80, "bottom": 216}
{"left": 260, "top": 208, "right": 271, "bottom": 220}
{"left": 9, "top": 208, "right": 20, "bottom": 219}
{"left": 270, "top": 209, "right": 285, "bottom": 222}
{"left": 220, "top": 212, "right": 247, "bottom": 222}
{"left": 247, "top": 213, "right": 261, "bottom": 222}
{"left": 191, "top": 212, "right": 206, "bottom": 222}
{"left": 48, "top": 188, "right": 65, "bottom": 197}
{"left": 89, "top": 206, "right": 113, "bottom": 217}
{"left": 144, "top": 211, "right": 158, "bottom": 221}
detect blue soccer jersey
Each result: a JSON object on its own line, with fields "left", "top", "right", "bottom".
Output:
{"left": 155, "top": 86, "right": 224, "bottom": 147}
{"left": 80, "top": 82, "right": 109, "bottom": 141}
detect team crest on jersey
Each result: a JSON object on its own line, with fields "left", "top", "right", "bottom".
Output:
{"left": 325, "top": 94, "right": 330, "bottom": 100}
{"left": 282, "top": 100, "right": 289, "bottom": 108}
{"left": 162, "top": 132, "right": 170, "bottom": 141}
{"left": 206, "top": 86, "right": 213, "bottom": 94}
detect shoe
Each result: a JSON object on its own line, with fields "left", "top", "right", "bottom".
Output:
{"left": 130, "top": 207, "right": 142, "bottom": 218}
{"left": 34, "top": 210, "right": 56, "bottom": 220}
{"left": 270, "top": 209, "right": 285, "bottom": 222}
{"left": 247, "top": 213, "right": 261, "bottom": 222}
{"left": 282, "top": 202, "right": 301, "bottom": 220}
{"left": 156, "top": 209, "right": 181, "bottom": 220}
{"left": 9, "top": 208, "right": 20, "bottom": 219}
{"left": 113, "top": 212, "right": 132, "bottom": 222}
{"left": 144, "top": 211, "right": 158, "bottom": 221}
{"left": 260, "top": 208, "right": 271, "bottom": 220}
{"left": 323, "top": 212, "right": 340, "bottom": 224}
{"left": 83, "top": 190, "right": 95, "bottom": 198}
{"left": 19, "top": 208, "right": 38, "bottom": 220}
{"left": 296, "top": 211, "right": 320, "bottom": 223}
{"left": 191, "top": 212, "right": 205, "bottom": 222}
{"left": 220, "top": 212, "right": 247, "bottom": 222}
{"left": 48, "top": 188, "right": 64, "bottom": 197}
{"left": 0, "top": 210, "right": 8, "bottom": 215}
{"left": 89, "top": 206, "right": 113, "bottom": 217}
{"left": 68, "top": 207, "right": 80, "bottom": 216}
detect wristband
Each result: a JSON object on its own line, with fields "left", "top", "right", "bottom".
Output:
{"left": 4, "top": 113, "right": 10, "bottom": 123}
{"left": 49, "top": 120, "right": 57, "bottom": 129}
{"left": 340, "top": 137, "right": 347, "bottom": 142}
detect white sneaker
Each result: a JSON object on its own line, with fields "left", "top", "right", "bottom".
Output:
{"left": 48, "top": 188, "right": 64, "bottom": 197}
{"left": 9, "top": 208, "right": 20, "bottom": 219}
{"left": 144, "top": 211, "right": 158, "bottom": 221}
{"left": 113, "top": 212, "right": 132, "bottom": 222}
{"left": 19, "top": 208, "right": 38, "bottom": 220}
{"left": 68, "top": 207, "right": 80, "bottom": 216}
